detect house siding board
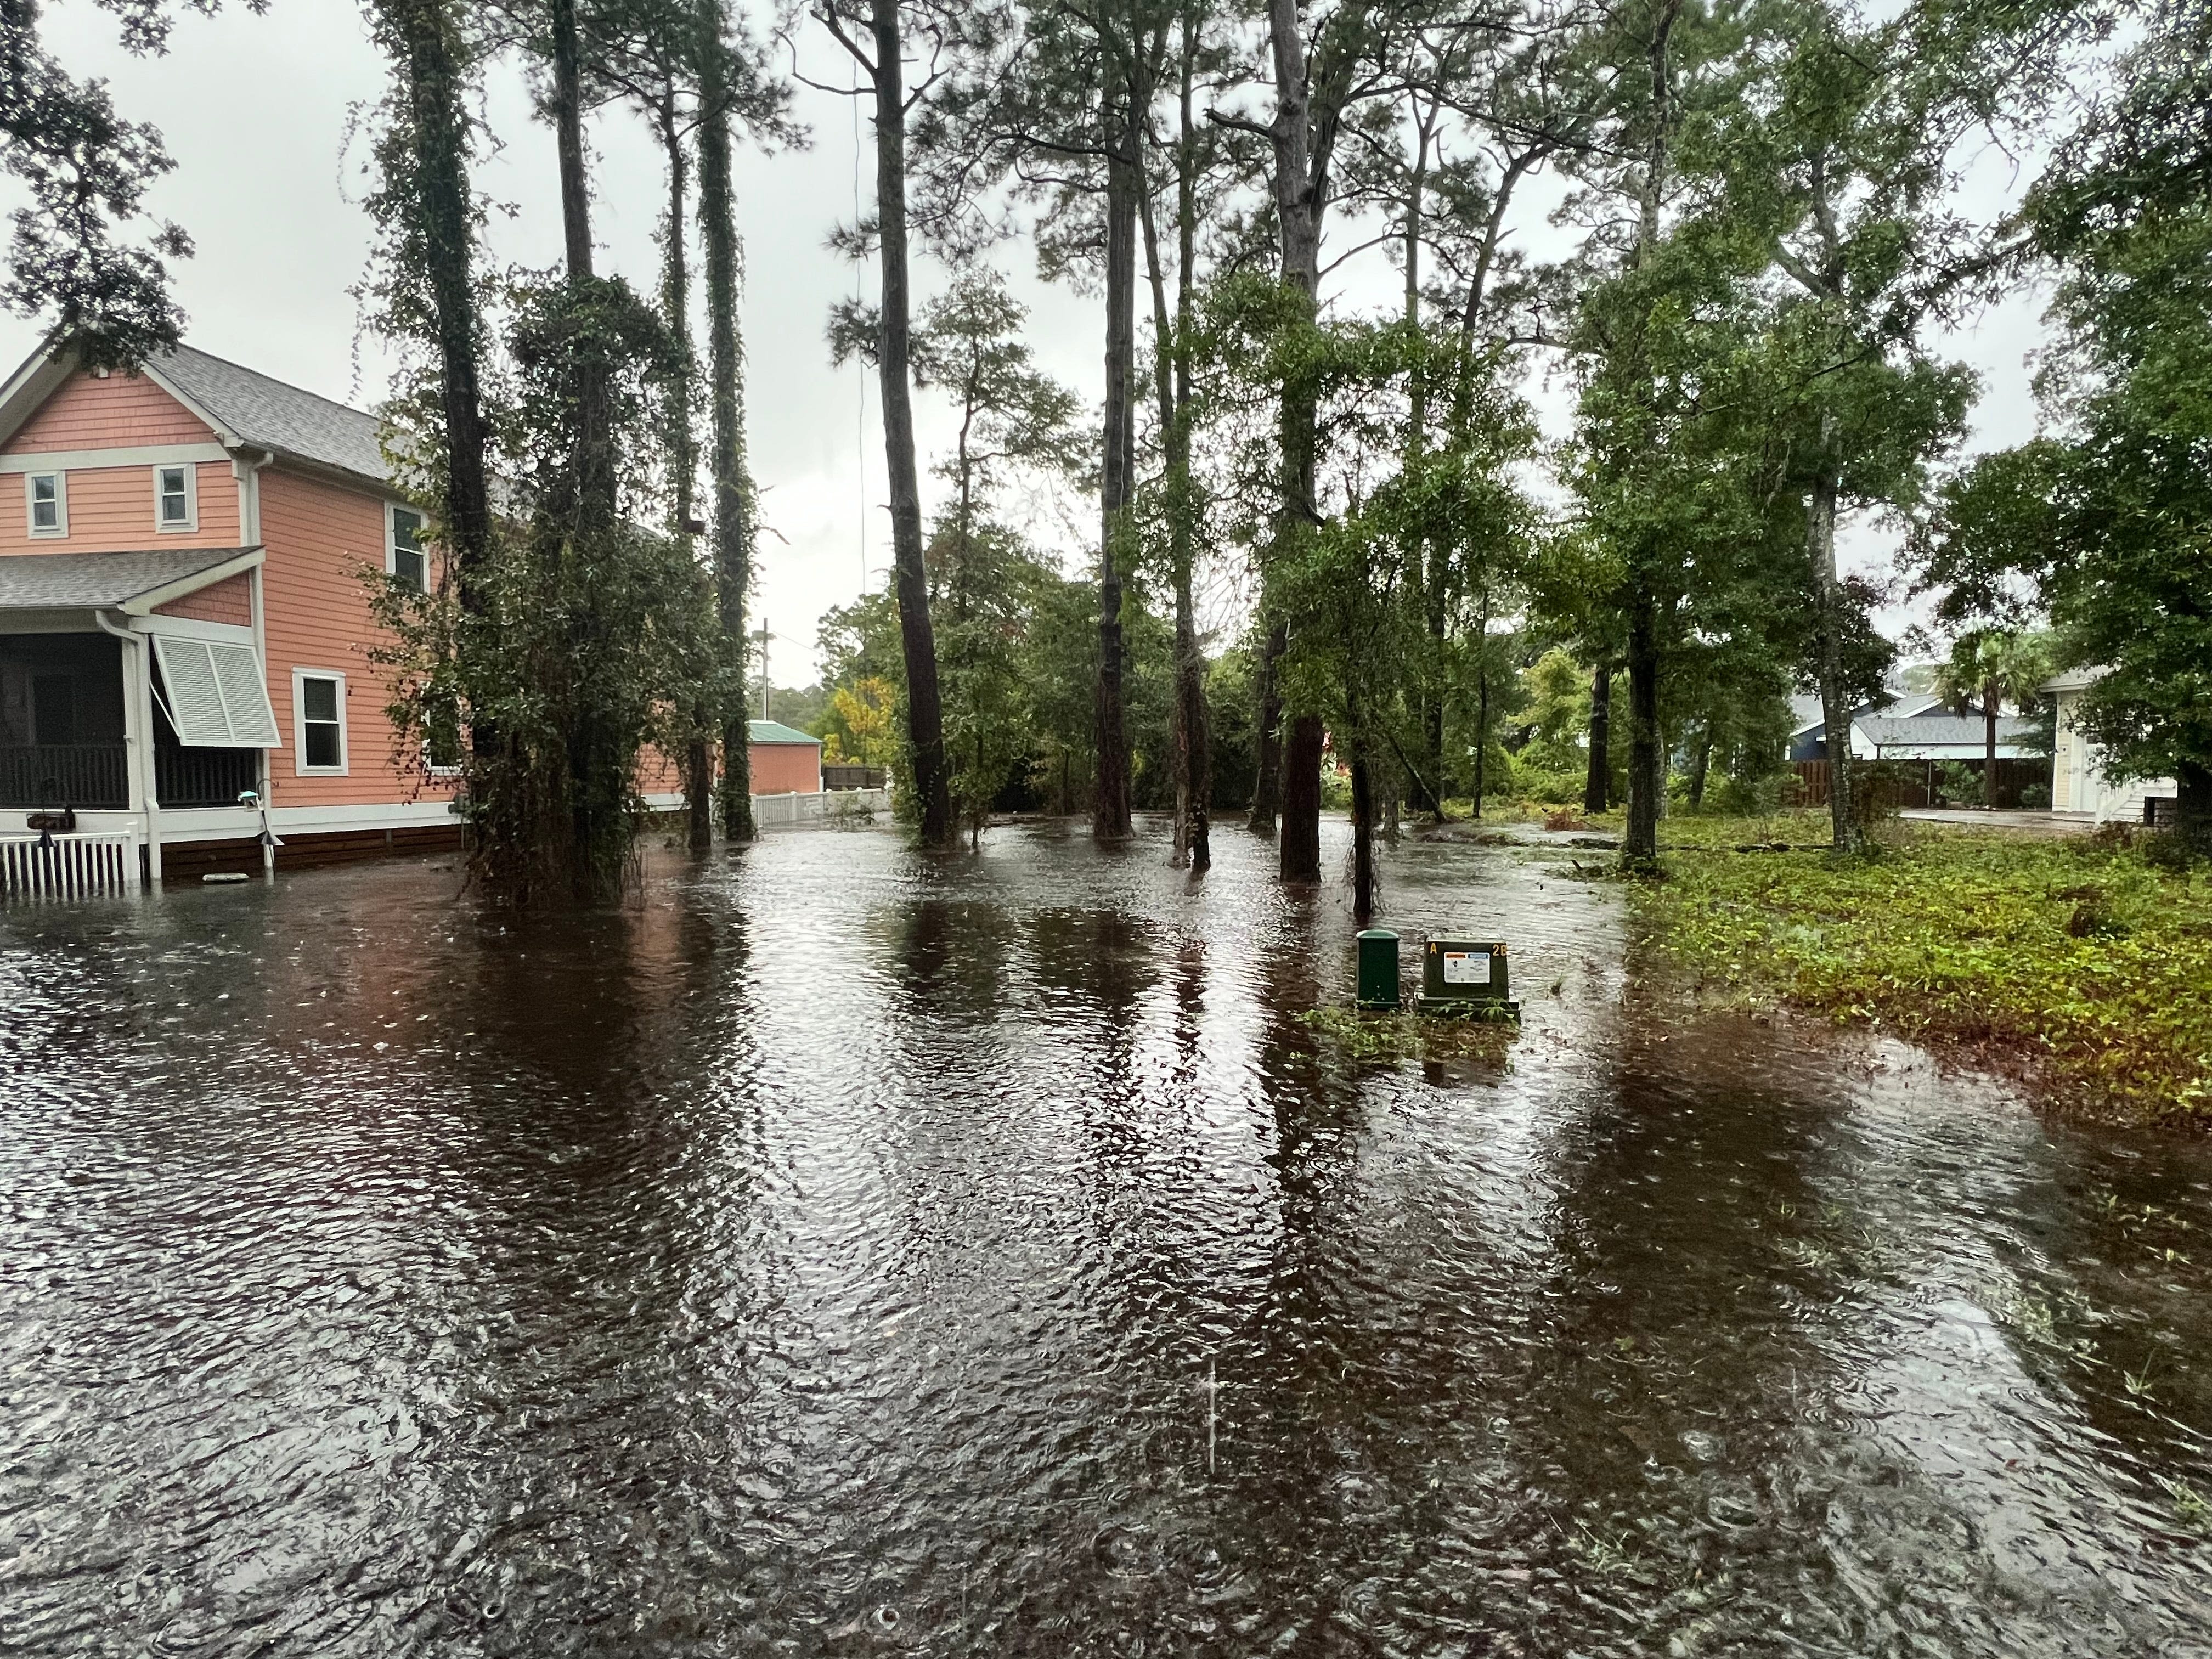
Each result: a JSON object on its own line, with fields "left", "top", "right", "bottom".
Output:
{"left": 154, "top": 571, "right": 253, "bottom": 625}
{"left": 0, "top": 460, "right": 239, "bottom": 557}
{"left": 257, "top": 467, "right": 447, "bottom": 810}
{"left": 8, "top": 370, "right": 216, "bottom": 452}
{"left": 750, "top": 742, "right": 821, "bottom": 795}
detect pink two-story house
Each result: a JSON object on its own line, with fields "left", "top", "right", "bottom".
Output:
{"left": 0, "top": 340, "right": 460, "bottom": 881}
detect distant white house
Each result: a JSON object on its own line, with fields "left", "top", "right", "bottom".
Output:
{"left": 1785, "top": 691, "right": 2036, "bottom": 763}
{"left": 2040, "top": 666, "right": 2177, "bottom": 821}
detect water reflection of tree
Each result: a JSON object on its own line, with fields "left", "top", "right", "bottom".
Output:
{"left": 391, "top": 883, "right": 797, "bottom": 1648}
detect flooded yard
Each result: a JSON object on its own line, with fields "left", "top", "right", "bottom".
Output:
{"left": 3, "top": 820, "right": 2209, "bottom": 1656}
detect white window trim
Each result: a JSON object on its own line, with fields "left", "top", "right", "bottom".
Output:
{"left": 153, "top": 461, "right": 199, "bottom": 533}
{"left": 25, "top": 470, "right": 65, "bottom": 538}
{"left": 291, "top": 668, "right": 349, "bottom": 777}
{"left": 386, "top": 501, "right": 429, "bottom": 591}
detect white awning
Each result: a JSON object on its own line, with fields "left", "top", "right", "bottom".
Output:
{"left": 150, "top": 635, "right": 281, "bottom": 748}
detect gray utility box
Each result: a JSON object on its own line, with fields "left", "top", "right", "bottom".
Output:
{"left": 1415, "top": 939, "right": 1519, "bottom": 1019}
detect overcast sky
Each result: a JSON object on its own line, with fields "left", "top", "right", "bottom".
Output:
{"left": 3, "top": 0, "right": 2055, "bottom": 677}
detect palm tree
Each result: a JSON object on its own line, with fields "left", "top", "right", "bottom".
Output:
{"left": 1934, "top": 630, "right": 2056, "bottom": 806}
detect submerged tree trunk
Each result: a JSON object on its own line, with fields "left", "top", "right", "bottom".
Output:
{"left": 1350, "top": 747, "right": 1375, "bottom": 923}
{"left": 864, "top": 0, "right": 952, "bottom": 847}
{"left": 1473, "top": 664, "right": 1490, "bottom": 818}
{"left": 1248, "top": 618, "right": 1286, "bottom": 832}
{"left": 1255, "top": 0, "right": 1336, "bottom": 876}
{"left": 648, "top": 83, "right": 714, "bottom": 855}
{"left": 1145, "top": 26, "right": 1207, "bottom": 871}
{"left": 698, "top": 8, "right": 756, "bottom": 842}
{"left": 1093, "top": 119, "right": 1137, "bottom": 841}
{"left": 1584, "top": 665, "right": 1611, "bottom": 814}
{"left": 1280, "top": 714, "right": 1323, "bottom": 882}
{"left": 1624, "top": 599, "right": 1662, "bottom": 867}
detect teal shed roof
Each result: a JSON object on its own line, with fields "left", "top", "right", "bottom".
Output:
{"left": 748, "top": 719, "right": 820, "bottom": 746}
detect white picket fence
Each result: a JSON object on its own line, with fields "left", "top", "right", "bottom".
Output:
{"left": 0, "top": 831, "right": 143, "bottom": 899}
{"left": 752, "top": 787, "right": 889, "bottom": 830}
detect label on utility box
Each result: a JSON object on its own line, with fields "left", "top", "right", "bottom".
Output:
{"left": 1442, "top": 951, "right": 1491, "bottom": 985}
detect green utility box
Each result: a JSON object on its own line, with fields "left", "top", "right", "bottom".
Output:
{"left": 1356, "top": 929, "right": 1401, "bottom": 1009}
{"left": 1415, "top": 938, "right": 1519, "bottom": 1019}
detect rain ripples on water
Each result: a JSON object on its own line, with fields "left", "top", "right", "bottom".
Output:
{"left": 2, "top": 820, "right": 2208, "bottom": 1656}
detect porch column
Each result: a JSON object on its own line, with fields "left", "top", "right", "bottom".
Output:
{"left": 105, "top": 618, "right": 162, "bottom": 883}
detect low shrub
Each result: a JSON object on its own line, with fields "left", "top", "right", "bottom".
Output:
{"left": 1633, "top": 822, "right": 2212, "bottom": 1121}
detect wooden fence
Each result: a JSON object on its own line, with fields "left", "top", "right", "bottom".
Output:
{"left": 1787, "top": 757, "right": 2050, "bottom": 810}
{"left": 0, "top": 831, "right": 142, "bottom": 898}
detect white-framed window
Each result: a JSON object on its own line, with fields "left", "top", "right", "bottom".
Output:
{"left": 25, "top": 471, "right": 65, "bottom": 538}
{"left": 387, "top": 504, "right": 427, "bottom": 592}
{"left": 291, "top": 668, "right": 348, "bottom": 775}
{"left": 154, "top": 462, "right": 198, "bottom": 532}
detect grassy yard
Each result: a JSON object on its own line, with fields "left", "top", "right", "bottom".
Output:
{"left": 1611, "top": 810, "right": 2212, "bottom": 1124}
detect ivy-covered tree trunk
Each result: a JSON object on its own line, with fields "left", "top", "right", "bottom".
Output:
{"left": 866, "top": 0, "right": 953, "bottom": 848}
{"left": 548, "top": 0, "right": 613, "bottom": 527}
{"left": 647, "top": 84, "right": 714, "bottom": 854}
{"left": 384, "top": 0, "right": 492, "bottom": 592}
{"left": 697, "top": 4, "right": 757, "bottom": 842}
{"left": 1093, "top": 121, "right": 1137, "bottom": 840}
{"left": 1584, "top": 665, "right": 1610, "bottom": 813}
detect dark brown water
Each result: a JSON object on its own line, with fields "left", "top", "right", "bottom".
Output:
{"left": 3, "top": 819, "right": 2209, "bottom": 1657}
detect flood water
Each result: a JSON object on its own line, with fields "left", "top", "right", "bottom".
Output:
{"left": 3, "top": 819, "right": 2209, "bottom": 1657}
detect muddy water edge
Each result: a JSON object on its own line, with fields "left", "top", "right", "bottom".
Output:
{"left": 2, "top": 818, "right": 2208, "bottom": 1657}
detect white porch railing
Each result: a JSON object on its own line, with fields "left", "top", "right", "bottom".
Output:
{"left": 0, "top": 831, "right": 143, "bottom": 899}
{"left": 752, "top": 787, "right": 889, "bottom": 830}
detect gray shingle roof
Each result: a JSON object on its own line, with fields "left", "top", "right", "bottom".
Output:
{"left": 1859, "top": 715, "right": 2040, "bottom": 751}
{"left": 0, "top": 548, "right": 248, "bottom": 609}
{"left": 156, "top": 345, "right": 388, "bottom": 484}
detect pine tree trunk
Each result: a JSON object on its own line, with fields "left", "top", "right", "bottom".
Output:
{"left": 387, "top": 0, "right": 490, "bottom": 591}
{"left": 1259, "top": 0, "right": 1328, "bottom": 876}
{"left": 1808, "top": 454, "right": 1860, "bottom": 853}
{"left": 651, "top": 88, "right": 715, "bottom": 855}
{"left": 1280, "top": 714, "right": 1323, "bottom": 882}
{"left": 1351, "top": 748, "right": 1375, "bottom": 923}
{"left": 697, "top": 9, "right": 756, "bottom": 842}
{"left": 1689, "top": 732, "right": 1711, "bottom": 808}
{"left": 548, "top": 0, "right": 612, "bottom": 528}
{"left": 1473, "top": 666, "right": 1489, "bottom": 818}
{"left": 1584, "top": 665, "right": 1611, "bottom": 814}
{"left": 1147, "top": 29, "right": 1207, "bottom": 872}
{"left": 1983, "top": 681, "right": 1999, "bottom": 807}
{"left": 1624, "top": 599, "right": 1662, "bottom": 866}
{"left": 866, "top": 0, "right": 952, "bottom": 847}
{"left": 1093, "top": 126, "right": 1137, "bottom": 840}
{"left": 1248, "top": 618, "right": 1286, "bottom": 832}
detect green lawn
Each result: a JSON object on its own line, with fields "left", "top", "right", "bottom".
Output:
{"left": 1616, "top": 811, "right": 2212, "bottom": 1123}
